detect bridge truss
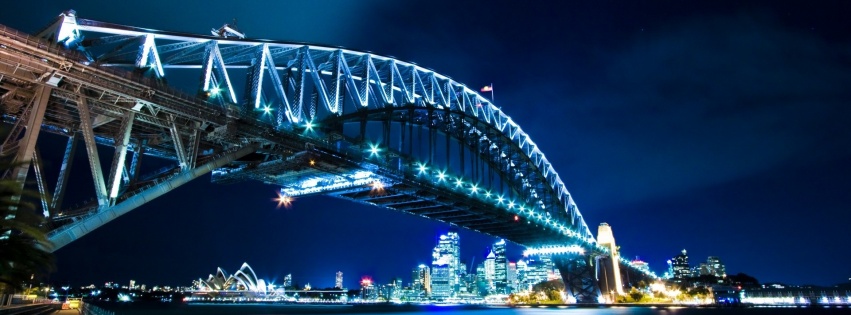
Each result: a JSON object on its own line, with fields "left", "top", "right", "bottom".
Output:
{"left": 0, "top": 11, "right": 654, "bottom": 302}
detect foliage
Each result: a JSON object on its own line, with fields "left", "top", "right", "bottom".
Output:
{"left": 0, "top": 160, "right": 54, "bottom": 293}
{"left": 509, "top": 280, "right": 565, "bottom": 304}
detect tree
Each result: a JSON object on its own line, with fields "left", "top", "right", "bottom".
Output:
{"left": 0, "top": 160, "right": 54, "bottom": 301}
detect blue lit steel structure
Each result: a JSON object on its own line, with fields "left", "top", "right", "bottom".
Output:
{"left": 0, "top": 11, "right": 655, "bottom": 302}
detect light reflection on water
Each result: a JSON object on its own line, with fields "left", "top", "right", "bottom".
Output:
{"left": 103, "top": 304, "right": 848, "bottom": 315}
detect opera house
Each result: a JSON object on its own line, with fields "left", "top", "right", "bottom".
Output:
{"left": 189, "top": 263, "right": 275, "bottom": 300}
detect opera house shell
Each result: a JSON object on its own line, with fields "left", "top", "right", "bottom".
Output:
{"left": 195, "top": 262, "right": 268, "bottom": 294}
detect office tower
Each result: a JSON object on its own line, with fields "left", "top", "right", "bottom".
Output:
{"left": 432, "top": 232, "right": 460, "bottom": 296}
{"left": 283, "top": 274, "right": 293, "bottom": 288}
{"left": 706, "top": 256, "right": 726, "bottom": 278}
{"left": 335, "top": 271, "right": 343, "bottom": 289}
{"left": 672, "top": 249, "right": 690, "bottom": 282}
{"left": 493, "top": 239, "right": 508, "bottom": 294}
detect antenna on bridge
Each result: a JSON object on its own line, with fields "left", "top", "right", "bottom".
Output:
{"left": 212, "top": 18, "right": 245, "bottom": 39}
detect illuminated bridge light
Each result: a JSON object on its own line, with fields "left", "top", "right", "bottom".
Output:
{"left": 455, "top": 178, "right": 464, "bottom": 187}
{"left": 507, "top": 201, "right": 515, "bottom": 209}
{"left": 369, "top": 144, "right": 381, "bottom": 157}
{"left": 484, "top": 190, "right": 491, "bottom": 198}
{"left": 496, "top": 195, "right": 504, "bottom": 204}
{"left": 262, "top": 105, "right": 272, "bottom": 114}
{"left": 437, "top": 171, "right": 446, "bottom": 181}
{"left": 210, "top": 86, "right": 221, "bottom": 95}
{"left": 304, "top": 121, "right": 314, "bottom": 131}
{"left": 417, "top": 163, "right": 428, "bottom": 174}
{"left": 470, "top": 184, "right": 478, "bottom": 194}
{"left": 523, "top": 245, "right": 585, "bottom": 256}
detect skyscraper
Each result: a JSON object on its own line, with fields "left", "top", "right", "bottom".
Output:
{"left": 493, "top": 239, "right": 508, "bottom": 294}
{"left": 432, "top": 232, "right": 460, "bottom": 296}
{"left": 706, "top": 256, "right": 726, "bottom": 278}
{"left": 484, "top": 249, "right": 496, "bottom": 292}
{"left": 283, "top": 274, "right": 292, "bottom": 288}
{"left": 412, "top": 264, "right": 431, "bottom": 296}
{"left": 672, "top": 249, "right": 690, "bottom": 282}
{"left": 335, "top": 271, "right": 343, "bottom": 289}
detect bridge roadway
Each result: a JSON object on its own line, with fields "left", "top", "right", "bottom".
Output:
{"left": 0, "top": 11, "right": 656, "bottom": 302}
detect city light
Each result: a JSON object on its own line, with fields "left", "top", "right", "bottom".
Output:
{"left": 417, "top": 163, "right": 428, "bottom": 174}
{"left": 305, "top": 121, "right": 314, "bottom": 131}
{"left": 454, "top": 178, "right": 464, "bottom": 187}
{"left": 470, "top": 184, "right": 478, "bottom": 194}
{"left": 262, "top": 105, "right": 272, "bottom": 114}
{"left": 210, "top": 87, "right": 221, "bottom": 95}
{"left": 497, "top": 195, "right": 504, "bottom": 203}
{"left": 437, "top": 171, "right": 446, "bottom": 181}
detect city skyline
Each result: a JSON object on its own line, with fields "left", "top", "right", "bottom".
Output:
{"left": 1, "top": 0, "right": 849, "bottom": 288}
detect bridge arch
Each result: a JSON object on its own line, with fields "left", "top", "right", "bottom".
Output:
{"left": 0, "top": 11, "right": 659, "bottom": 303}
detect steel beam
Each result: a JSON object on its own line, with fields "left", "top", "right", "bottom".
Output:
{"left": 128, "top": 139, "right": 145, "bottom": 185}
{"left": 8, "top": 86, "right": 51, "bottom": 189}
{"left": 51, "top": 134, "right": 77, "bottom": 211}
{"left": 77, "top": 95, "right": 109, "bottom": 206}
{"left": 108, "top": 112, "right": 135, "bottom": 201}
{"left": 47, "top": 144, "right": 258, "bottom": 251}
{"left": 168, "top": 115, "right": 188, "bottom": 170}
{"left": 31, "top": 149, "right": 50, "bottom": 217}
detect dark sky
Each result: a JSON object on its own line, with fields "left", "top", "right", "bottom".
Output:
{"left": 2, "top": 1, "right": 850, "bottom": 288}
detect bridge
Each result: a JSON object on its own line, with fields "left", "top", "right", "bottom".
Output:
{"left": 0, "top": 10, "right": 654, "bottom": 302}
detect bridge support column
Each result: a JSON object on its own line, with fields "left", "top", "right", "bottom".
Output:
{"left": 47, "top": 144, "right": 259, "bottom": 251}
{"left": 553, "top": 255, "right": 600, "bottom": 304}
{"left": 77, "top": 96, "right": 110, "bottom": 207}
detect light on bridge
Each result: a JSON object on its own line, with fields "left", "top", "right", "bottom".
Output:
{"left": 523, "top": 245, "right": 585, "bottom": 256}
{"left": 470, "top": 184, "right": 478, "bottom": 194}
{"left": 304, "top": 121, "right": 314, "bottom": 131}
{"left": 417, "top": 163, "right": 428, "bottom": 174}
{"left": 210, "top": 87, "right": 221, "bottom": 96}
{"left": 454, "top": 178, "right": 464, "bottom": 188}
{"left": 437, "top": 171, "right": 446, "bottom": 181}
{"left": 274, "top": 192, "right": 294, "bottom": 209}
{"left": 262, "top": 105, "right": 273, "bottom": 114}
{"left": 369, "top": 144, "right": 381, "bottom": 157}
{"left": 497, "top": 195, "right": 504, "bottom": 204}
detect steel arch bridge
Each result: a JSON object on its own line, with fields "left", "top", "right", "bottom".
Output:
{"left": 0, "top": 11, "right": 653, "bottom": 302}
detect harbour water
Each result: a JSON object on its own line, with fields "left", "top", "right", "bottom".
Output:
{"left": 94, "top": 303, "right": 851, "bottom": 315}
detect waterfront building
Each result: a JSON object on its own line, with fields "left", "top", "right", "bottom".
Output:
{"left": 507, "top": 262, "right": 517, "bottom": 292}
{"left": 335, "top": 271, "right": 343, "bottom": 289}
{"left": 493, "top": 239, "right": 508, "bottom": 294}
{"left": 431, "top": 263, "right": 452, "bottom": 299}
{"left": 432, "top": 232, "right": 460, "bottom": 296}
{"left": 484, "top": 249, "right": 496, "bottom": 292}
{"left": 707, "top": 256, "right": 726, "bottom": 278}
{"left": 630, "top": 258, "right": 651, "bottom": 274}
{"left": 672, "top": 249, "right": 690, "bottom": 282}
{"left": 283, "top": 274, "right": 292, "bottom": 288}
{"left": 412, "top": 264, "right": 431, "bottom": 297}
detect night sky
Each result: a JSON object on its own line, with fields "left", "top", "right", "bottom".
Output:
{"left": 2, "top": 1, "right": 850, "bottom": 289}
